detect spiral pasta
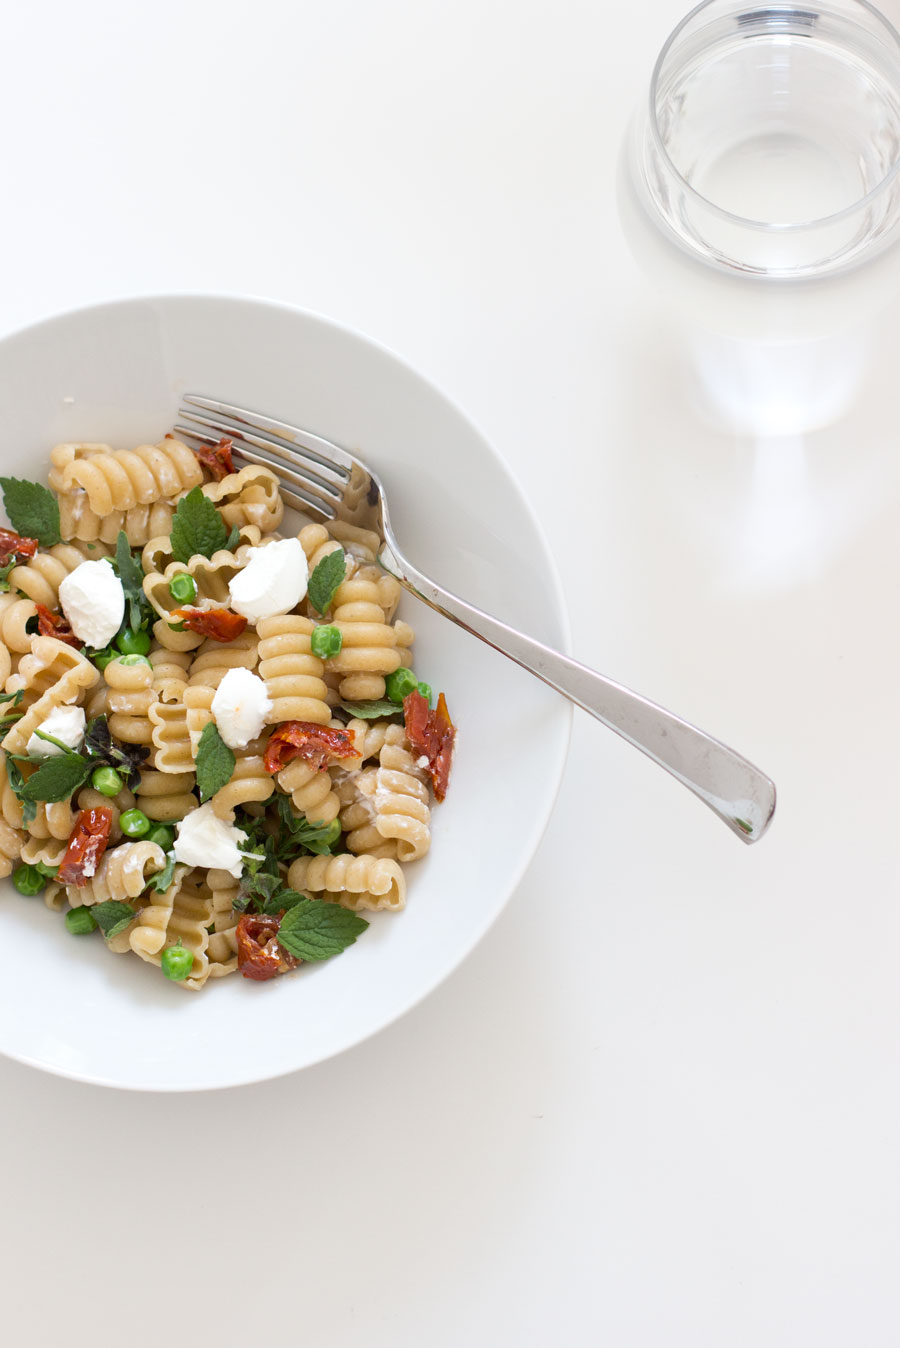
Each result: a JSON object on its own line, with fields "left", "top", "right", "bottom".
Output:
{"left": 339, "top": 727, "right": 431, "bottom": 861}
{"left": 325, "top": 564, "right": 403, "bottom": 701}
{"left": 202, "top": 465, "right": 284, "bottom": 534}
{"left": 128, "top": 867, "right": 213, "bottom": 990}
{"left": 7, "top": 544, "right": 100, "bottom": 608}
{"left": 206, "top": 868, "right": 240, "bottom": 978}
{"left": 104, "top": 655, "right": 157, "bottom": 746}
{"left": 287, "top": 853, "right": 406, "bottom": 913}
{"left": 51, "top": 437, "right": 203, "bottom": 515}
{"left": 256, "top": 614, "right": 330, "bottom": 726}
{"left": 0, "top": 595, "right": 38, "bottom": 658}
{"left": 59, "top": 492, "right": 176, "bottom": 547}
{"left": 276, "top": 757, "right": 340, "bottom": 826}
{"left": 211, "top": 752, "right": 272, "bottom": 821}
{"left": 142, "top": 525, "right": 263, "bottom": 618}
{"left": 148, "top": 700, "right": 193, "bottom": 774}
{"left": 183, "top": 632, "right": 259, "bottom": 755}
{"left": 136, "top": 769, "right": 197, "bottom": 822}
{"left": 149, "top": 644, "right": 193, "bottom": 702}
{"left": 2, "top": 637, "right": 98, "bottom": 756}
{"left": 65, "top": 840, "right": 166, "bottom": 907}
{"left": 0, "top": 817, "right": 25, "bottom": 878}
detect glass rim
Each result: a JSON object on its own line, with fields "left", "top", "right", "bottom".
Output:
{"left": 648, "top": 0, "right": 900, "bottom": 234}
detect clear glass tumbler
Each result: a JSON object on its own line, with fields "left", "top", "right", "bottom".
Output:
{"left": 619, "top": 0, "right": 900, "bottom": 435}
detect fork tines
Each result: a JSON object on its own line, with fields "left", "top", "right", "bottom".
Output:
{"left": 175, "top": 395, "right": 353, "bottom": 521}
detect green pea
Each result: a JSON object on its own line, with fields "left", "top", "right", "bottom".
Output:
{"left": 145, "top": 824, "right": 175, "bottom": 850}
{"left": 416, "top": 681, "right": 433, "bottom": 706}
{"left": 92, "top": 647, "right": 116, "bottom": 671}
{"left": 116, "top": 653, "right": 151, "bottom": 668}
{"left": 12, "top": 864, "right": 45, "bottom": 896}
{"left": 161, "top": 940, "right": 193, "bottom": 981}
{"left": 310, "top": 624, "right": 342, "bottom": 659}
{"left": 385, "top": 667, "right": 418, "bottom": 703}
{"left": 65, "top": 906, "right": 98, "bottom": 935}
{"left": 168, "top": 572, "right": 198, "bottom": 604}
{"left": 119, "top": 808, "right": 150, "bottom": 839}
{"left": 91, "top": 765, "right": 123, "bottom": 797}
{"left": 116, "top": 627, "right": 151, "bottom": 656}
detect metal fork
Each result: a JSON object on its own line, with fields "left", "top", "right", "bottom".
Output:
{"left": 176, "top": 395, "right": 776, "bottom": 844}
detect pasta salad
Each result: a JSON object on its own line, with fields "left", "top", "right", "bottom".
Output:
{"left": 0, "top": 435, "right": 455, "bottom": 989}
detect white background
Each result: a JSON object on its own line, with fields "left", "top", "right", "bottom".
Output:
{"left": 2, "top": 2, "right": 900, "bottom": 1344}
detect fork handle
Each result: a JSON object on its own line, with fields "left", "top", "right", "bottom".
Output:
{"left": 379, "top": 546, "right": 776, "bottom": 843}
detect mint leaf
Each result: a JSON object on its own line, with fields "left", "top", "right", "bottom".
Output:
{"left": 115, "top": 530, "right": 150, "bottom": 631}
{"left": 169, "top": 486, "right": 229, "bottom": 564}
{"left": 5, "top": 754, "right": 36, "bottom": 826}
{"left": 276, "top": 897, "right": 368, "bottom": 961}
{"left": 196, "top": 722, "right": 235, "bottom": 802}
{"left": 307, "top": 547, "right": 345, "bottom": 615}
{"left": 0, "top": 478, "right": 61, "bottom": 546}
{"left": 21, "top": 753, "right": 91, "bottom": 802}
{"left": 339, "top": 699, "right": 403, "bottom": 719}
{"left": 146, "top": 851, "right": 177, "bottom": 894}
{"left": 92, "top": 900, "right": 136, "bottom": 940}
{"left": 225, "top": 524, "right": 240, "bottom": 552}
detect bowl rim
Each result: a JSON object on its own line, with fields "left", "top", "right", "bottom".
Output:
{"left": 0, "top": 290, "right": 573, "bottom": 1091}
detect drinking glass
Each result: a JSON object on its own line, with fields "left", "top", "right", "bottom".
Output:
{"left": 619, "top": 0, "right": 900, "bottom": 435}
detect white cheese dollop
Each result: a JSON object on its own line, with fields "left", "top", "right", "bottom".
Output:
{"left": 173, "top": 803, "right": 249, "bottom": 880}
{"left": 58, "top": 558, "right": 125, "bottom": 648}
{"left": 26, "top": 704, "right": 86, "bottom": 757}
{"left": 228, "top": 538, "right": 308, "bottom": 621}
{"left": 211, "top": 666, "right": 273, "bottom": 750}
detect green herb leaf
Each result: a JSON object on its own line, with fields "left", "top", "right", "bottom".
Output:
{"left": 0, "top": 478, "right": 61, "bottom": 547}
{"left": 115, "top": 530, "right": 150, "bottom": 631}
{"left": 146, "top": 851, "right": 177, "bottom": 894}
{"left": 225, "top": 524, "right": 241, "bottom": 552}
{"left": 276, "top": 897, "right": 368, "bottom": 962}
{"left": 196, "top": 722, "right": 235, "bottom": 802}
{"left": 5, "top": 755, "right": 36, "bottom": 826}
{"left": 271, "top": 794, "right": 338, "bottom": 856}
{"left": 236, "top": 867, "right": 281, "bottom": 913}
{"left": 0, "top": 556, "right": 17, "bottom": 594}
{"left": 339, "top": 699, "right": 404, "bottom": 719}
{"left": 21, "top": 753, "right": 92, "bottom": 803}
{"left": 92, "top": 900, "right": 136, "bottom": 940}
{"left": 84, "top": 714, "right": 149, "bottom": 789}
{"left": 0, "top": 688, "right": 23, "bottom": 725}
{"left": 169, "top": 486, "right": 230, "bottom": 564}
{"left": 262, "top": 887, "right": 306, "bottom": 916}
{"left": 307, "top": 547, "right": 346, "bottom": 615}
{"left": 33, "top": 728, "right": 78, "bottom": 755}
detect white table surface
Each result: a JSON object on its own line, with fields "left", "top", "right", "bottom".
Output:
{"left": 3, "top": 1, "right": 900, "bottom": 1344}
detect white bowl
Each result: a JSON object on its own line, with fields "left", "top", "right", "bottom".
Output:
{"left": 0, "top": 295, "right": 570, "bottom": 1090}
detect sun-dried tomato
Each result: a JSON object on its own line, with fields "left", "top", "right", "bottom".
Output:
{"left": 403, "top": 689, "right": 456, "bottom": 802}
{"left": 236, "top": 911, "right": 300, "bottom": 981}
{"left": 193, "top": 436, "right": 235, "bottom": 482}
{"left": 35, "top": 603, "right": 82, "bottom": 648}
{"left": 170, "top": 606, "right": 247, "bottom": 642}
{"left": 264, "top": 721, "right": 356, "bottom": 774}
{"left": 0, "top": 528, "right": 38, "bottom": 562}
{"left": 56, "top": 807, "right": 114, "bottom": 887}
